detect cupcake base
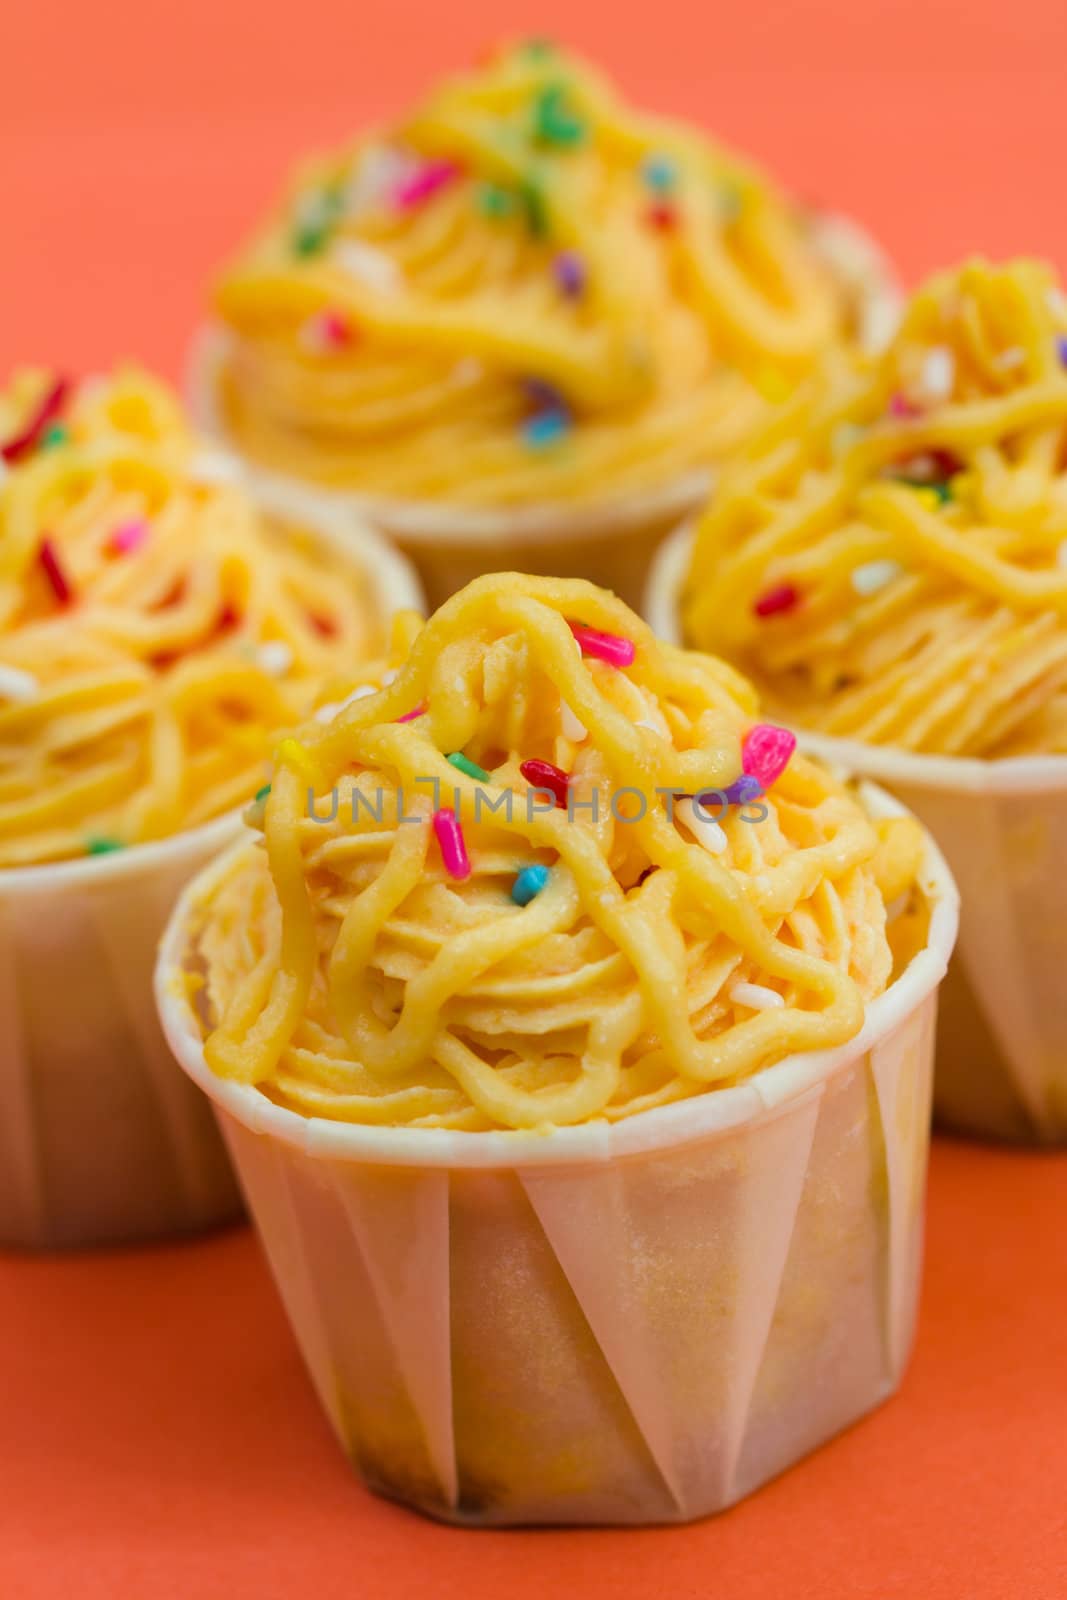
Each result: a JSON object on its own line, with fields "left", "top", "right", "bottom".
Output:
{"left": 156, "top": 800, "right": 956, "bottom": 1525}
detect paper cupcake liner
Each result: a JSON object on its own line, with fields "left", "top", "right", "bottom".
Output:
{"left": 646, "top": 523, "right": 1067, "bottom": 1145}
{"left": 155, "top": 788, "right": 956, "bottom": 1526}
{"left": 0, "top": 493, "right": 423, "bottom": 1250}
{"left": 187, "top": 212, "right": 900, "bottom": 612}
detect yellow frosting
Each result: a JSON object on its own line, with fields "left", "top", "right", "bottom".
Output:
{"left": 212, "top": 41, "right": 874, "bottom": 509}
{"left": 0, "top": 366, "right": 382, "bottom": 865}
{"left": 684, "top": 258, "right": 1067, "bottom": 757}
{"left": 186, "top": 574, "right": 924, "bottom": 1132}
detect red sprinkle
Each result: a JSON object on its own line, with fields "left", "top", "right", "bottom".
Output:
{"left": 109, "top": 519, "right": 149, "bottom": 556}
{"left": 396, "top": 704, "right": 426, "bottom": 723}
{"left": 646, "top": 201, "right": 678, "bottom": 231}
{"left": 38, "top": 538, "right": 73, "bottom": 605}
{"left": 753, "top": 583, "right": 800, "bottom": 619}
{"left": 568, "top": 621, "right": 636, "bottom": 668}
{"left": 520, "top": 757, "right": 570, "bottom": 809}
{"left": 2, "top": 377, "right": 70, "bottom": 464}
{"left": 309, "top": 612, "right": 338, "bottom": 638}
{"left": 742, "top": 723, "right": 797, "bottom": 791}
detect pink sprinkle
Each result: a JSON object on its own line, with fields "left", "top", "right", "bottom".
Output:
{"left": 394, "top": 160, "right": 461, "bottom": 210}
{"left": 889, "top": 392, "right": 920, "bottom": 419}
{"left": 396, "top": 704, "right": 426, "bottom": 723}
{"left": 304, "top": 310, "right": 352, "bottom": 352}
{"left": 753, "top": 583, "right": 800, "bottom": 619}
{"left": 38, "top": 538, "right": 73, "bottom": 605}
{"left": 432, "top": 807, "right": 471, "bottom": 880}
{"left": 568, "top": 621, "right": 636, "bottom": 669}
{"left": 742, "top": 723, "right": 797, "bottom": 791}
{"left": 109, "top": 518, "right": 149, "bottom": 555}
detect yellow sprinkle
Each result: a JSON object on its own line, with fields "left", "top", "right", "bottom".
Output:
{"left": 915, "top": 487, "right": 942, "bottom": 511}
{"left": 276, "top": 737, "right": 319, "bottom": 787}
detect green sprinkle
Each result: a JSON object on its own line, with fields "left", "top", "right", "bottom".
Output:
{"left": 293, "top": 222, "right": 328, "bottom": 257}
{"left": 87, "top": 837, "right": 123, "bottom": 856}
{"left": 42, "top": 424, "right": 69, "bottom": 449}
{"left": 447, "top": 752, "right": 491, "bottom": 783}
{"left": 255, "top": 783, "right": 272, "bottom": 803}
{"left": 519, "top": 177, "right": 550, "bottom": 238}
{"left": 532, "top": 84, "right": 586, "bottom": 149}
{"left": 477, "top": 183, "right": 516, "bottom": 220}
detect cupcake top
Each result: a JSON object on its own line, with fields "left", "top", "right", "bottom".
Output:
{"left": 0, "top": 366, "right": 385, "bottom": 866}
{"left": 211, "top": 40, "right": 885, "bottom": 510}
{"left": 683, "top": 258, "right": 1067, "bottom": 758}
{"left": 183, "top": 574, "right": 924, "bottom": 1132}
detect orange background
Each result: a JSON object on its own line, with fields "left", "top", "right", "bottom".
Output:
{"left": 3, "top": 0, "right": 1067, "bottom": 1593}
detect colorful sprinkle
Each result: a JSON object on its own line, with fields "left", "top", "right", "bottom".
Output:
{"left": 0, "top": 663, "right": 40, "bottom": 703}
{"left": 753, "top": 583, "right": 799, "bottom": 619}
{"left": 334, "top": 239, "right": 403, "bottom": 295}
{"left": 568, "top": 621, "right": 636, "bottom": 668}
{"left": 301, "top": 310, "right": 353, "bottom": 353}
{"left": 433, "top": 807, "right": 471, "bottom": 880}
{"left": 478, "top": 183, "right": 515, "bottom": 219}
{"left": 742, "top": 723, "right": 797, "bottom": 791}
{"left": 38, "top": 538, "right": 72, "bottom": 605}
{"left": 851, "top": 558, "right": 902, "bottom": 596}
{"left": 677, "top": 796, "right": 727, "bottom": 855}
{"left": 276, "top": 737, "right": 318, "bottom": 787}
{"left": 641, "top": 154, "right": 677, "bottom": 193}
{"left": 645, "top": 200, "right": 678, "bottom": 232}
{"left": 532, "top": 84, "right": 586, "bottom": 148}
{"left": 396, "top": 704, "right": 426, "bottom": 723}
{"left": 1057, "top": 337, "right": 1067, "bottom": 368}
{"left": 109, "top": 519, "right": 149, "bottom": 556}
{"left": 520, "top": 757, "right": 570, "bottom": 809}
{"left": 86, "top": 837, "right": 124, "bottom": 856}
{"left": 293, "top": 221, "right": 329, "bottom": 257}
{"left": 523, "top": 408, "right": 570, "bottom": 448}
{"left": 511, "top": 863, "right": 550, "bottom": 905}
{"left": 889, "top": 392, "right": 920, "bottom": 420}
{"left": 1, "top": 376, "right": 69, "bottom": 464}
{"left": 244, "top": 784, "right": 271, "bottom": 828}
{"left": 42, "top": 423, "right": 69, "bottom": 449}
{"left": 721, "top": 773, "right": 763, "bottom": 806}
{"left": 394, "top": 159, "right": 461, "bottom": 210}
{"left": 447, "top": 751, "right": 490, "bottom": 782}
{"left": 729, "top": 981, "right": 785, "bottom": 1011}
{"left": 553, "top": 251, "right": 586, "bottom": 298}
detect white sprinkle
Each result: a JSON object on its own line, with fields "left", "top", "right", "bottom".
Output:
{"left": 851, "top": 558, "right": 902, "bottom": 596}
{"left": 381, "top": 668, "right": 398, "bottom": 685}
{"left": 920, "top": 346, "right": 955, "bottom": 401}
{"left": 257, "top": 642, "right": 294, "bottom": 678}
{"left": 189, "top": 450, "right": 241, "bottom": 487}
{"left": 0, "top": 663, "right": 40, "bottom": 703}
{"left": 1057, "top": 542, "right": 1067, "bottom": 571}
{"left": 561, "top": 702, "right": 587, "bottom": 742}
{"left": 995, "top": 346, "right": 1025, "bottom": 371}
{"left": 314, "top": 682, "right": 377, "bottom": 723}
{"left": 334, "top": 239, "right": 403, "bottom": 296}
{"left": 676, "top": 796, "right": 727, "bottom": 855}
{"left": 861, "top": 295, "right": 901, "bottom": 356}
{"left": 729, "top": 981, "right": 785, "bottom": 1011}
{"left": 635, "top": 718, "right": 660, "bottom": 735}
{"left": 452, "top": 358, "right": 485, "bottom": 386}
{"left": 344, "top": 146, "right": 413, "bottom": 215}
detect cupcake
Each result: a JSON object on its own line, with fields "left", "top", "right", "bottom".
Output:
{"left": 0, "top": 365, "right": 422, "bottom": 1246}
{"left": 156, "top": 574, "right": 956, "bottom": 1525}
{"left": 653, "top": 257, "right": 1067, "bottom": 1141}
{"left": 190, "top": 40, "right": 898, "bottom": 610}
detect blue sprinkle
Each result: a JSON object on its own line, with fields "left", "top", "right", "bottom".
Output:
{"left": 1057, "top": 336, "right": 1067, "bottom": 367}
{"left": 523, "top": 408, "right": 570, "bottom": 448}
{"left": 642, "top": 154, "right": 677, "bottom": 193}
{"left": 722, "top": 774, "right": 764, "bottom": 806}
{"left": 511, "top": 864, "right": 550, "bottom": 905}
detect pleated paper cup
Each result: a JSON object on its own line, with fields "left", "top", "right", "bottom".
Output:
{"left": 0, "top": 494, "right": 423, "bottom": 1250}
{"left": 155, "top": 789, "right": 956, "bottom": 1526}
{"left": 188, "top": 213, "right": 900, "bottom": 612}
{"left": 647, "top": 523, "right": 1067, "bottom": 1145}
